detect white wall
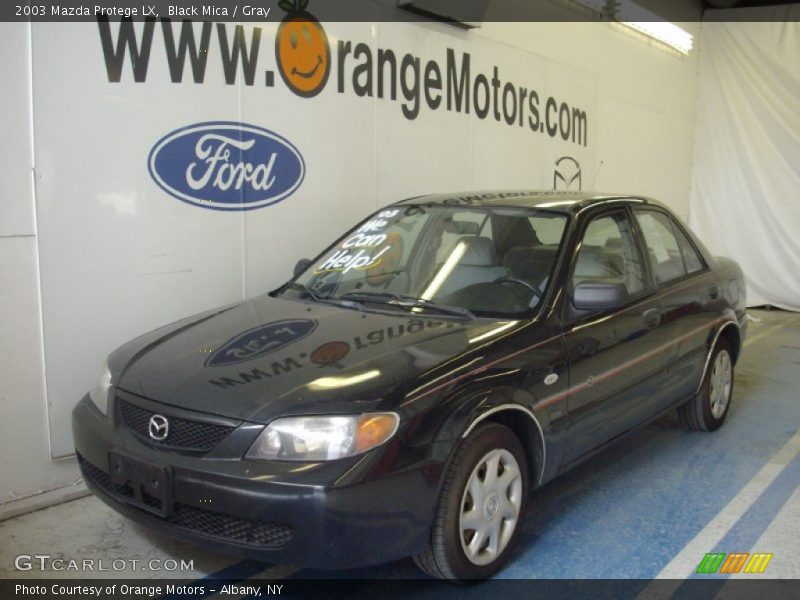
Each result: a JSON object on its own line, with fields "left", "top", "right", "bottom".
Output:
{"left": 0, "top": 23, "right": 81, "bottom": 502}
{"left": 0, "top": 14, "right": 702, "bottom": 502}
{"left": 477, "top": 20, "right": 701, "bottom": 218}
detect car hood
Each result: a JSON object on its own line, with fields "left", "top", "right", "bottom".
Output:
{"left": 111, "top": 295, "right": 514, "bottom": 423}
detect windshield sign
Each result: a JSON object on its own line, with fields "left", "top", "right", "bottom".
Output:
{"left": 290, "top": 205, "right": 568, "bottom": 317}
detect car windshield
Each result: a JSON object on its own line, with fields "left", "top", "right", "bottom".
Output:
{"left": 284, "top": 204, "right": 569, "bottom": 318}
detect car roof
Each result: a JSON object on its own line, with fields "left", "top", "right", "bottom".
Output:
{"left": 393, "top": 191, "right": 668, "bottom": 214}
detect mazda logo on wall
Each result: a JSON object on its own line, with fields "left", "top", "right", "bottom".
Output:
{"left": 554, "top": 156, "right": 582, "bottom": 191}
{"left": 148, "top": 414, "right": 169, "bottom": 442}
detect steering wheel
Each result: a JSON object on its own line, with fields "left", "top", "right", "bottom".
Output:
{"left": 495, "top": 277, "right": 543, "bottom": 301}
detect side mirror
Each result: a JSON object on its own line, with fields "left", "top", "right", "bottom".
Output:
{"left": 294, "top": 258, "right": 312, "bottom": 278}
{"left": 573, "top": 280, "right": 628, "bottom": 310}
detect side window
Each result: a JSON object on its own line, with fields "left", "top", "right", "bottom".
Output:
{"left": 634, "top": 211, "right": 687, "bottom": 285}
{"left": 572, "top": 212, "right": 644, "bottom": 296}
{"left": 673, "top": 222, "right": 704, "bottom": 274}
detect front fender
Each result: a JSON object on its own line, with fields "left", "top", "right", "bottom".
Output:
{"left": 431, "top": 385, "right": 547, "bottom": 490}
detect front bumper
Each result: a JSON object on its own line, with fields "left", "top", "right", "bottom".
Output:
{"left": 72, "top": 392, "right": 440, "bottom": 569}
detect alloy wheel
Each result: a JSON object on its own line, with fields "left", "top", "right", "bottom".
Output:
{"left": 709, "top": 349, "right": 732, "bottom": 419}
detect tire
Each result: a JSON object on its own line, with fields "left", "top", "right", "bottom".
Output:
{"left": 679, "top": 337, "right": 734, "bottom": 432}
{"left": 413, "top": 423, "right": 529, "bottom": 581}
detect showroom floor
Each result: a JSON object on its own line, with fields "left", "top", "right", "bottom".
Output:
{"left": 1, "top": 309, "right": 798, "bottom": 589}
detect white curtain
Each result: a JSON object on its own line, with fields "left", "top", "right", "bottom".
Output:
{"left": 689, "top": 5, "right": 800, "bottom": 311}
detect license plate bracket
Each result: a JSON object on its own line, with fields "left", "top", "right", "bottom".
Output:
{"left": 108, "top": 453, "right": 173, "bottom": 517}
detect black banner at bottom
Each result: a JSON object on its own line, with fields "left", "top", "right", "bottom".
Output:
{"left": 3, "top": 578, "right": 799, "bottom": 600}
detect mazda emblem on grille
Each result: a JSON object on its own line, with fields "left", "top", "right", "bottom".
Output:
{"left": 148, "top": 414, "right": 169, "bottom": 441}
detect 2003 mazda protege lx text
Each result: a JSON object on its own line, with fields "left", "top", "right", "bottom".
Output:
{"left": 73, "top": 192, "right": 746, "bottom": 580}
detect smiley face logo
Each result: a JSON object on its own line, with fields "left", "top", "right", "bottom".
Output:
{"left": 275, "top": 0, "right": 331, "bottom": 98}
{"left": 366, "top": 232, "right": 405, "bottom": 287}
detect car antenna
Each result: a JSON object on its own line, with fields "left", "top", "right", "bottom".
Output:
{"left": 591, "top": 160, "right": 604, "bottom": 191}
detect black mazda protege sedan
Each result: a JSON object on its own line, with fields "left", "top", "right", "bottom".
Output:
{"left": 73, "top": 192, "right": 746, "bottom": 580}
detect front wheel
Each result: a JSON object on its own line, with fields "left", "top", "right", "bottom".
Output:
{"left": 679, "top": 337, "right": 734, "bottom": 431}
{"left": 413, "top": 423, "right": 529, "bottom": 581}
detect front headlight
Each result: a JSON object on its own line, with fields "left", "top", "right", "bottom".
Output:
{"left": 88, "top": 360, "right": 112, "bottom": 416}
{"left": 246, "top": 413, "right": 399, "bottom": 461}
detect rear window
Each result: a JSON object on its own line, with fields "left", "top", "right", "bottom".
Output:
{"left": 634, "top": 210, "right": 688, "bottom": 285}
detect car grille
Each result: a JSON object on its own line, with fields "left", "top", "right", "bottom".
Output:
{"left": 118, "top": 398, "right": 234, "bottom": 452}
{"left": 78, "top": 454, "right": 293, "bottom": 549}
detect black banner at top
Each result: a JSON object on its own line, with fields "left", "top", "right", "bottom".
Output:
{"left": 4, "top": 0, "right": 799, "bottom": 23}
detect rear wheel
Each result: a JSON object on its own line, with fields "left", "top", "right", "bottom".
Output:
{"left": 413, "top": 423, "right": 529, "bottom": 581}
{"left": 679, "top": 337, "right": 734, "bottom": 431}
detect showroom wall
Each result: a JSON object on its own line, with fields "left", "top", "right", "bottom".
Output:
{"left": 0, "top": 24, "right": 82, "bottom": 501}
{"left": 0, "top": 9, "right": 701, "bottom": 501}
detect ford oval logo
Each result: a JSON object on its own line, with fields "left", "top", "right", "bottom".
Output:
{"left": 148, "top": 122, "right": 305, "bottom": 211}
{"left": 206, "top": 319, "right": 318, "bottom": 367}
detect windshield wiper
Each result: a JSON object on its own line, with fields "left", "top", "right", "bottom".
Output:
{"left": 278, "top": 282, "right": 367, "bottom": 312}
{"left": 280, "top": 281, "right": 323, "bottom": 301}
{"left": 340, "top": 291, "right": 476, "bottom": 320}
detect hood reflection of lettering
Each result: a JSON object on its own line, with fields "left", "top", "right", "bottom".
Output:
{"left": 207, "top": 318, "right": 459, "bottom": 389}
{"left": 206, "top": 319, "right": 318, "bottom": 367}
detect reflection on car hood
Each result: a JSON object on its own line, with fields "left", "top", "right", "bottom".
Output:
{"left": 109, "top": 294, "right": 513, "bottom": 423}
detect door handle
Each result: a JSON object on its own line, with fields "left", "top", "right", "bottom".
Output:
{"left": 642, "top": 308, "right": 662, "bottom": 329}
{"left": 709, "top": 284, "right": 719, "bottom": 300}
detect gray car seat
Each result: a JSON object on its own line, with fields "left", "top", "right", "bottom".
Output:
{"left": 434, "top": 236, "right": 508, "bottom": 298}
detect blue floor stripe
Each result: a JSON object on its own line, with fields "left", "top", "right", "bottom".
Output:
{"left": 666, "top": 453, "right": 800, "bottom": 597}
{"left": 712, "top": 453, "right": 800, "bottom": 555}
{"left": 693, "top": 452, "right": 800, "bottom": 580}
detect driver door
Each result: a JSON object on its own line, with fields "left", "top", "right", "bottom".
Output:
{"left": 561, "top": 208, "right": 666, "bottom": 466}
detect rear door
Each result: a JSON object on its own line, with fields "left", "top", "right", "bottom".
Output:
{"left": 561, "top": 207, "right": 666, "bottom": 465}
{"left": 632, "top": 208, "right": 718, "bottom": 408}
